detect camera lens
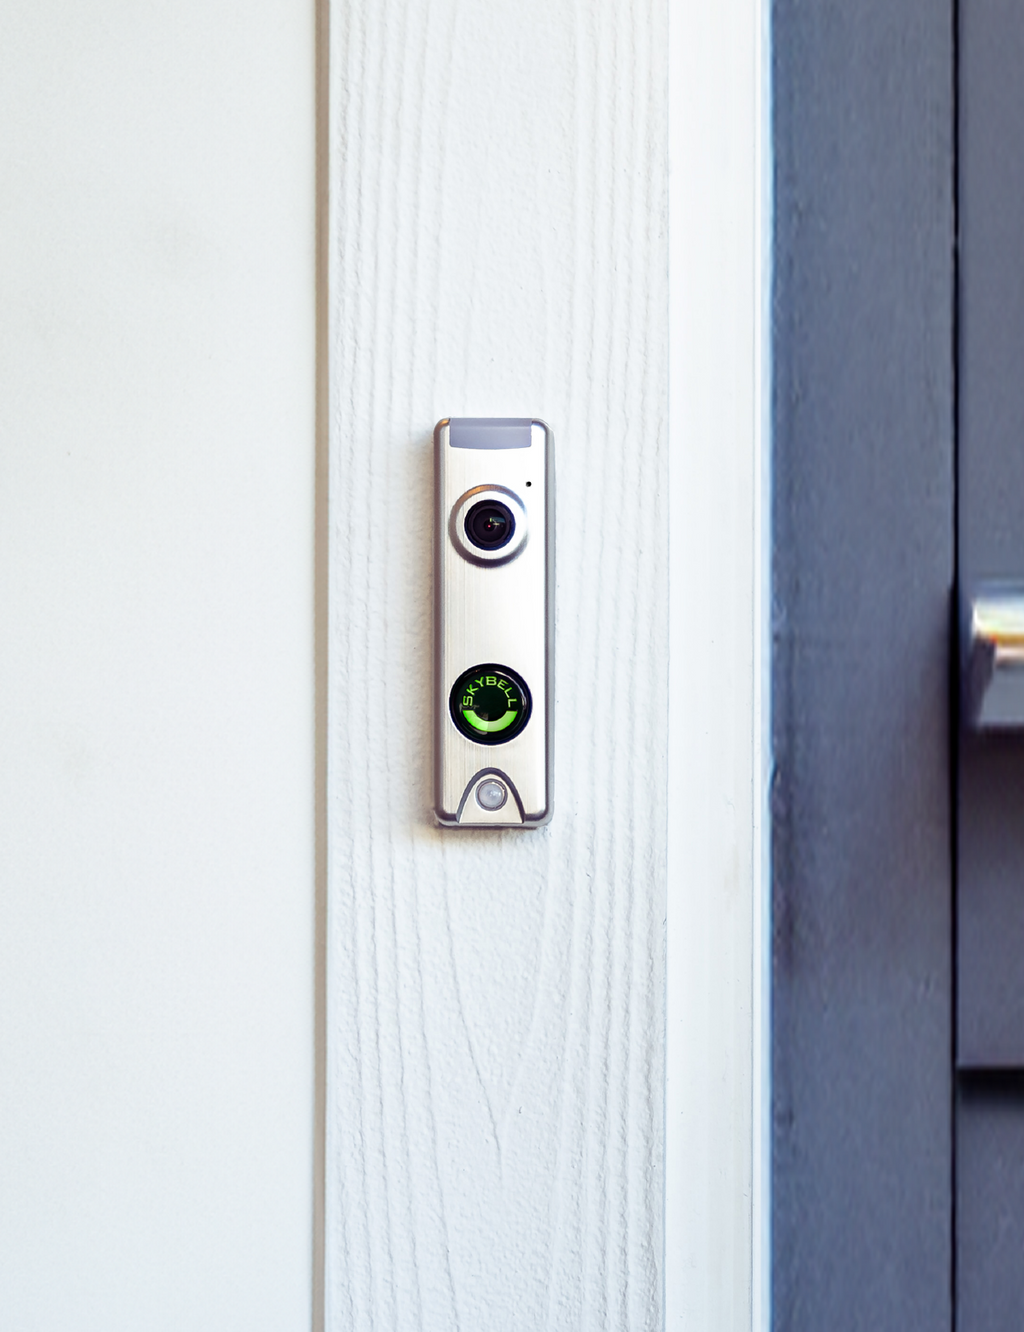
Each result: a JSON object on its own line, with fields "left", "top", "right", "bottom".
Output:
{"left": 465, "top": 499, "right": 515, "bottom": 551}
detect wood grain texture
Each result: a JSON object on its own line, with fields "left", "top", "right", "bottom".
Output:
{"left": 326, "top": 1, "right": 667, "bottom": 1327}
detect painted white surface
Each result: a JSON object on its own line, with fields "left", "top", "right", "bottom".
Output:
{"left": 327, "top": 1, "right": 667, "bottom": 1328}
{"left": 667, "top": 0, "right": 767, "bottom": 1328}
{"left": 0, "top": 3, "right": 316, "bottom": 1328}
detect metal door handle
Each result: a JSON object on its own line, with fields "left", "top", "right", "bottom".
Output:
{"left": 964, "top": 588, "right": 1024, "bottom": 728}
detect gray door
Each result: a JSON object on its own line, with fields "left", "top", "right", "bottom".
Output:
{"left": 773, "top": 1, "right": 1024, "bottom": 1327}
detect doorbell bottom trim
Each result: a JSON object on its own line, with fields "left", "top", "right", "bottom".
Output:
{"left": 454, "top": 769, "right": 525, "bottom": 827}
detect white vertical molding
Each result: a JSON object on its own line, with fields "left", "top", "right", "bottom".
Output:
{"left": 753, "top": 3, "right": 771, "bottom": 1321}
{"left": 666, "top": 0, "right": 768, "bottom": 1329}
{"left": 326, "top": 2, "right": 669, "bottom": 1329}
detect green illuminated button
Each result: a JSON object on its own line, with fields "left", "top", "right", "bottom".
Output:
{"left": 450, "top": 664, "right": 532, "bottom": 746}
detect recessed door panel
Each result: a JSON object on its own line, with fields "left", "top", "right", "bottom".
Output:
{"left": 957, "top": 1078, "right": 1024, "bottom": 1332}
{"left": 957, "top": 0, "right": 1024, "bottom": 1325}
{"left": 958, "top": 0, "right": 1024, "bottom": 1067}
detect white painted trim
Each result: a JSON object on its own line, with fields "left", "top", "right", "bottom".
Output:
{"left": 666, "top": 0, "right": 770, "bottom": 1326}
{"left": 325, "top": 3, "right": 669, "bottom": 1326}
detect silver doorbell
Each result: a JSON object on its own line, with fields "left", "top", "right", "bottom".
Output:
{"left": 434, "top": 417, "right": 553, "bottom": 827}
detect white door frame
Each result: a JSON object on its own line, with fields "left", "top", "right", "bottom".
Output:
{"left": 324, "top": 0, "right": 770, "bottom": 1324}
{"left": 666, "top": 0, "right": 770, "bottom": 1327}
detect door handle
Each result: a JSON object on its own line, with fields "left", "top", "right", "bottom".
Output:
{"left": 964, "top": 587, "right": 1024, "bottom": 729}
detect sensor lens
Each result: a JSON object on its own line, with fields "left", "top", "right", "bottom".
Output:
{"left": 476, "top": 779, "right": 508, "bottom": 811}
{"left": 450, "top": 664, "right": 532, "bottom": 745}
{"left": 465, "top": 500, "right": 515, "bottom": 551}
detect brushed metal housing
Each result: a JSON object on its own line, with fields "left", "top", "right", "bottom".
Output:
{"left": 434, "top": 418, "right": 553, "bottom": 827}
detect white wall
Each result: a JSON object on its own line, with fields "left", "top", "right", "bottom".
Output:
{"left": 0, "top": 3, "right": 316, "bottom": 1328}
{"left": 327, "top": 2, "right": 668, "bottom": 1327}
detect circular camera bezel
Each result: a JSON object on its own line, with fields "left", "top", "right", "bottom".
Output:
{"left": 449, "top": 485, "right": 528, "bottom": 566}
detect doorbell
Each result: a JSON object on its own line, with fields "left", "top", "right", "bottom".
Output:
{"left": 434, "top": 417, "right": 553, "bottom": 827}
